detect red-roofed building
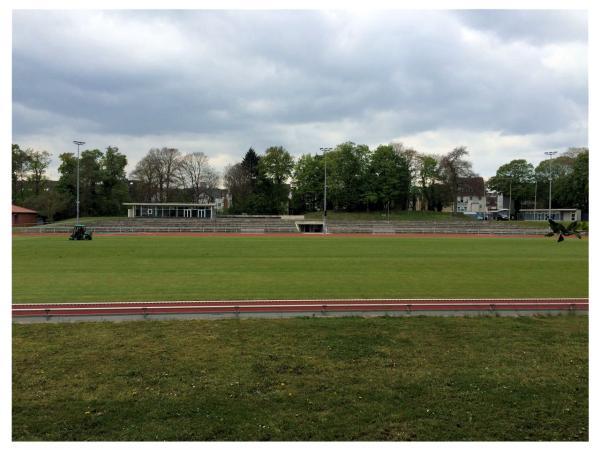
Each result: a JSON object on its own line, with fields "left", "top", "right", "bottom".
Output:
{"left": 12, "top": 205, "right": 39, "bottom": 227}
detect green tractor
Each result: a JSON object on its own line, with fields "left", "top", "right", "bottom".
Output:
{"left": 69, "top": 224, "right": 93, "bottom": 241}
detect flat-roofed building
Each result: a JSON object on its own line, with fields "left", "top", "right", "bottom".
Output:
{"left": 518, "top": 208, "right": 581, "bottom": 222}
{"left": 123, "top": 202, "right": 215, "bottom": 219}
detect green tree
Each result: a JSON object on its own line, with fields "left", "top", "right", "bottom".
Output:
{"left": 535, "top": 148, "right": 587, "bottom": 210}
{"left": 257, "top": 146, "right": 294, "bottom": 214}
{"left": 416, "top": 154, "right": 441, "bottom": 211}
{"left": 23, "top": 187, "right": 71, "bottom": 222}
{"left": 241, "top": 147, "right": 260, "bottom": 187}
{"left": 487, "top": 159, "right": 535, "bottom": 216}
{"left": 291, "top": 154, "right": 323, "bottom": 213}
{"left": 553, "top": 149, "right": 588, "bottom": 215}
{"left": 223, "top": 163, "right": 252, "bottom": 213}
{"left": 79, "top": 149, "right": 103, "bottom": 216}
{"left": 392, "top": 143, "right": 419, "bottom": 210}
{"left": 259, "top": 146, "right": 294, "bottom": 184}
{"left": 568, "top": 150, "right": 589, "bottom": 215}
{"left": 367, "top": 145, "right": 409, "bottom": 215}
{"left": 57, "top": 146, "right": 129, "bottom": 218}
{"left": 223, "top": 148, "right": 262, "bottom": 213}
{"left": 57, "top": 153, "right": 77, "bottom": 216}
{"left": 26, "top": 149, "right": 51, "bottom": 196}
{"left": 12, "top": 144, "right": 31, "bottom": 203}
{"left": 99, "top": 146, "right": 130, "bottom": 215}
{"left": 326, "top": 142, "right": 370, "bottom": 211}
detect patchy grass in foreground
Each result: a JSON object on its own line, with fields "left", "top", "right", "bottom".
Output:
{"left": 13, "top": 315, "right": 588, "bottom": 441}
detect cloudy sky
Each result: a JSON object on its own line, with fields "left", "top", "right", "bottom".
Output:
{"left": 12, "top": 9, "right": 588, "bottom": 179}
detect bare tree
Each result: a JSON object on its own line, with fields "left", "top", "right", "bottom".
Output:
{"left": 157, "top": 147, "right": 182, "bottom": 201}
{"left": 439, "top": 146, "right": 474, "bottom": 212}
{"left": 130, "top": 147, "right": 182, "bottom": 202}
{"left": 130, "top": 154, "right": 160, "bottom": 201}
{"left": 179, "top": 152, "right": 220, "bottom": 202}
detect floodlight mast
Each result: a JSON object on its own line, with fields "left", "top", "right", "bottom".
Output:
{"left": 544, "top": 151, "right": 558, "bottom": 220}
{"left": 73, "top": 141, "right": 85, "bottom": 225}
{"left": 534, "top": 178, "right": 538, "bottom": 219}
{"left": 507, "top": 178, "right": 512, "bottom": 221}
{"left": 319, "top": 147, "right": 333, "bottom": 235}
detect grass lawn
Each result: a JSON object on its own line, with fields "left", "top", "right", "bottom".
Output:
{"left": 12, "top": 315, "right": 588, "bottom": 441}
{"left": 12, "top": 235, "right": 588, "bottom": 303}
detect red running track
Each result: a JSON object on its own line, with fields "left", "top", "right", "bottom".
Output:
{"left": 13, "top": 298, "right": 588, "bottom": 319}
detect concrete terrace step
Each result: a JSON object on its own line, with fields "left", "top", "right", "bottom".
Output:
{"left": 15, "top": 217, "right": 554, "bottom": 235}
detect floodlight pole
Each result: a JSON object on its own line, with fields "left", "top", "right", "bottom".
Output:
{"left": 508, "top": 178, "right": 512, "bottom": 221}
{"left": 534, "top": 179, "right": 537, "bottom": 220}
{"left": 544, "top": 151, "right": 558, "bottom": 220}
{"left": 73, "top": 141, "right": 85, "bottom": 224}
{"left": 319, "top": 147, "right": 333, "bottom": 235}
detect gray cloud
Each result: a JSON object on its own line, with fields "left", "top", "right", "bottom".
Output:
{"left": 454, "top": 10, "right": 587, "bottom": 45}
{"left": 12, "top": 10, "right": 588, "bottom": 178}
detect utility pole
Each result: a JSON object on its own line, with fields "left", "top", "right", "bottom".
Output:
{"left": 73, "top": 141, "right": 85, "bottom": 224}
{"left": 508, "top": 178, "right": 512, "bottom": 221}
{"left": 534, "top": 178, "right": 537, "bottom": 220}
{"left": 319, "top": 147, "right": 332, "bottom": 234}
{"left": 544, "top": 151, "right": 558, "bottom": 220}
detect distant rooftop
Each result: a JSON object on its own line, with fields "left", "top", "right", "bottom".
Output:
{"left": 12, "top": 204, "right": 37, "bottom": 214}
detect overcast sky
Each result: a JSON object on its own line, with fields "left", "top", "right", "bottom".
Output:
{"left": 12, "top": 9, "right": 588, "bottom": 179}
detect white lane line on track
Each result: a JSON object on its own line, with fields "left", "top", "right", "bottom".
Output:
{"left": 12, "top": 297, "right": 589, "bottom": 307}
{"left": 14, "top": 302, "right": 589, "bottom": 312}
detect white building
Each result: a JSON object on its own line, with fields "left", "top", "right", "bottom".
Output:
{"left": 454, "top": 177, "right": 487, "bottom": 213}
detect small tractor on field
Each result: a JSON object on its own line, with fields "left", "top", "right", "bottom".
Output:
{"left": 69, "top": 224, "right": 93, "bottom": 241}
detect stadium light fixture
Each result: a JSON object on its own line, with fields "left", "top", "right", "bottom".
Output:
{"left": 319, "top": 147, "right": 333, "bottom": 234}
{"left": 73, "top": 140, "right": 85, "bottom": 225}
{"left": 544, "top": 151, "right": 558, "bottom": 220}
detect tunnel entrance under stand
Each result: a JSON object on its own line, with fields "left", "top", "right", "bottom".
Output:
{"left": 297, "top": 222, "right": 324, "bottom": 233}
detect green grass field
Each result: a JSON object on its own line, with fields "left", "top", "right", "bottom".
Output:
{"left": 12, "top": 235, "right": 588, "bottom": 303}
{"left": 12, "top": 235, "right": 589, "bottom": 441}
{"left": 13, "top": 315, "right": 588, "bottom": 441}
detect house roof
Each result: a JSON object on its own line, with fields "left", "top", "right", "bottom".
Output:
{"left": 12, "top": 205, "right": 38, "bottom": 214}
{"left": 457, "top": 177, "right": 485, "bottom": 197}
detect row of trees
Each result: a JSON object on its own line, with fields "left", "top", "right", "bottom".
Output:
{"left": 487, "top": 147, "right": 589, "bottom": 216}
{"left": 224, "top": 147, "right": 294, "bottom": 214}
{"left": 57, "top": 146, "right": 130, "bottom": 218}
{"left": 12, "top": 144, "right": 52, "bottom": 203}
{"left": 11, "top": 144, "right": 224, "bottom": 221}
{"left": 222, "top": 143, "right": 476, "bottom": 215}
{"left": 12, "top": 142, "right": 589, "bottom": 221}
{"left": 130, "top": 147, "right": 219, "bottom": 203}
{"left": 12, "top": 144, "right": 131, "bottom": 221}
{"left": 222, "top": 143, "right": 588, "bottom": 218}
